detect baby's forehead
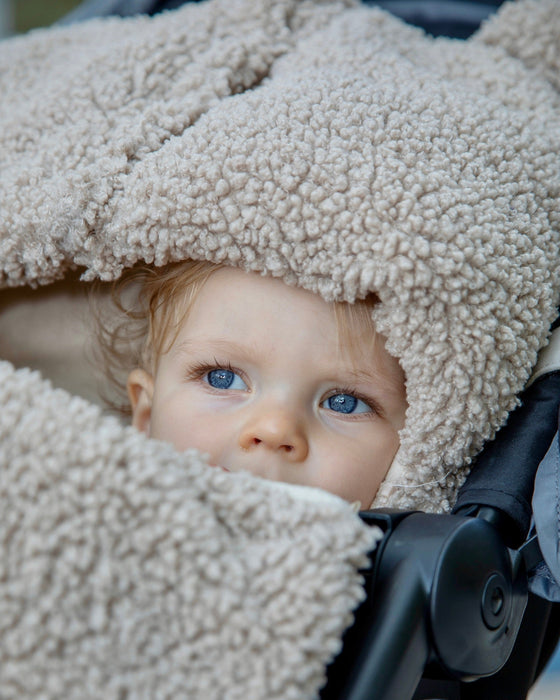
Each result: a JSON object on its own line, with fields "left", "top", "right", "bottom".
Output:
{"left": 172, "top": 267, "right": 374, "bottom": 334}
{"left": 165, "top": 268, "right": 402, "bottom": 378}
{"left": 151, "top": 263, "right": 393, "bottom": 370}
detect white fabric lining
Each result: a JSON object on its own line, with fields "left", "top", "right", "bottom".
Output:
{"left": 527, "top": 326, "right": 560, "bottom": 388}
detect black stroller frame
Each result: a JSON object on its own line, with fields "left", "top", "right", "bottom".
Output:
{"left": 51, "top": 1, "right": 560, "bottom": 698}
{"left": 323, "top": 362, "right": 560, "bottom": 700}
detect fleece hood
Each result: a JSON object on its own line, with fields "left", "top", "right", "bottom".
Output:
{"left": 1, "top": 0, "right": 559, "bottom": 513}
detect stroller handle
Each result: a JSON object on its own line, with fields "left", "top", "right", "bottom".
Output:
{"left": 322, "top": 508, "right": 528, "bottom": 700}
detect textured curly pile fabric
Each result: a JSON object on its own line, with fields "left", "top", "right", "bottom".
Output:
{"left": 0, "top": 361, "right": 377, "bottom": 699}
{"left": 1, "top": 0, "right": 559, "bottom": 514}
{"left": 0, "top": 0, "right": 559, "bottom": 696}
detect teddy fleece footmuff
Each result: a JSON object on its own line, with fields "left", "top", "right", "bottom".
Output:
{"left": 1, "top": 0, "right": 559, "bottom": 697}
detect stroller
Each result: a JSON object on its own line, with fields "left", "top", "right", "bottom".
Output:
{"left": 54, "top": 2, "right": 560, "bottom": 696}
{"left": 1, "top": 1, "right": 559, "bottom": 698}
{"left": 324, "top": 353, "right": 560, "bottom": 700}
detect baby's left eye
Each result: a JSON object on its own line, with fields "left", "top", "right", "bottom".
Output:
{"left": 205, "top": 368, "right": 247, "bottom": 391}
{"left": 321, "top": 393, "right": 372, "bottom": 415}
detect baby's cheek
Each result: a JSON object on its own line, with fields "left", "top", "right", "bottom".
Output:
{"left": 328, "top": 429, "right": 398, "bottom": 500}
{"left": 161, "top": 413, "right": 224, "bottom": 461}
{"left": 185, "top": 423, "right": 226, "bottom": 462}
{"left": 149, "top": 401, "right": 190, "bottom": 451}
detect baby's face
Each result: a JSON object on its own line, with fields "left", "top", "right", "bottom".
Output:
{"left": 129, "top": 268, "right": 407, "bottom": 509}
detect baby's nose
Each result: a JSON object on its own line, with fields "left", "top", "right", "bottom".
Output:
{"left": 238, "top": 407, "right": 309, "bottom": 462}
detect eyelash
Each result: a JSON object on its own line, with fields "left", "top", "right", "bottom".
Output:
{"left": 187, "top": 359, "right": 248, "bottom": 385}
{"left": 324, "top": 386, "right": 382, "bottom": 417}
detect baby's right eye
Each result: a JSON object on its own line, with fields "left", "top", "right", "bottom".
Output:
{"left": 205, "top": 368, "right": 247, "bottom": 391}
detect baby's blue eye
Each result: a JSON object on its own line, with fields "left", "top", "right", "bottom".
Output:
{"left": 205, "top": 368, "right": 247, "bottom": 391}
{"left": 322, "top": 393, "right": 371, "bottom": 415}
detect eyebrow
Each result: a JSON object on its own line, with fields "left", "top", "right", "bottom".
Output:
{"left": 173, "top": 337, "right": 259, "bottom": 361}
{"left": 336, "top": 366, "right": 390, "bottom": 390}
{"left": 343, "top": 367, "right": 383, "bottom": 383}
{"left": 338, "top": 364, "right": 405, "bottom": 397}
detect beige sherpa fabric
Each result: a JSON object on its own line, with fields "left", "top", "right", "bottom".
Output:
{"left": 2, "top": 0, "right": 559, "bottom": 513}
{"left": 0, "top": 277, "right": 103, "bottom": 403}
{"left": 0, "top": 360, "right": 377, "bottom": 699}
{"left": 0, "top": 0, "right": 559, "bottom": 693}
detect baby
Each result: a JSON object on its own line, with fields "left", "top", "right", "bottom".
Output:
{"left": 102, "top": 259, "right": 407, "bottom": 509}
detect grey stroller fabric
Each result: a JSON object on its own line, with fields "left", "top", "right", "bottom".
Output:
{"left": 0, "top": 0, "right": 559, "bottom": 697}
{"left": 531, "top": 430, "right": 560, "bottom": 601}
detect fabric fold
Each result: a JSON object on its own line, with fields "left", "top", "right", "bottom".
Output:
{"left": 1, "top": 1, "right": 560, "bottom": 694}
{"left": 0, "top": 360, "right": 378, "bottom": 699}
